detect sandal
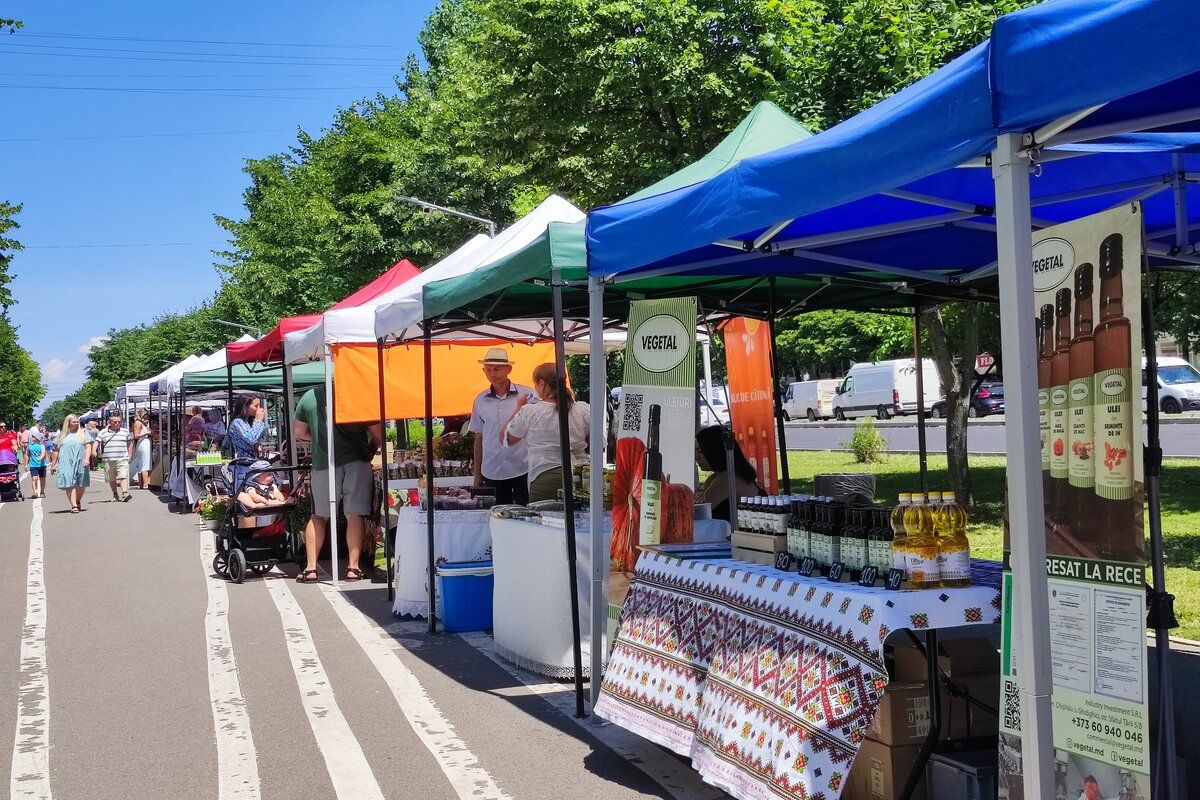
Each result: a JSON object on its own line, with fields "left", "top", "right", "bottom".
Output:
{"left": 70, "top": 506, "right": 80, "bottom": 514}
{"left": 344, "top": 567, "right": 365, "bottom": 582}
{"left": 295, "top": 569, "right": 320, "bottom": 584}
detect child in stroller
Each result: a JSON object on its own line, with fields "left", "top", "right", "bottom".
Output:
{"left": 212, "top": 458, "right": 300, "bottom": 583}
{"left": 0, "top": 449, "right": 23, "bottom": 502}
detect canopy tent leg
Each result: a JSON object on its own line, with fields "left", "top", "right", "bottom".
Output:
{"left": 768, "top": 277, "right": 790, "bottom": 492}
{"left": 1141, "top": 293, "right": 1179, "bottom": 800}
{"left": 587, "top": 276, "right": 607, "bottom": 711}
{"left": 323, "top": 346, "right": 340, "bottom": 589}
{"left": 377, "top": 339, "right": 394, "bottom": 602}
{"left": 992, "top": 131, "right": 1055, "bottom": 800}
{"left": 285, "top": 364, "right": 297, "bottom": 466}
{"left": 225, "top": 364, "right": 234, "bottom": 457}
{"left": 423, "top": 323, "right": 437, "bottom": 634}
{"left": 912, "top": 311, "right": 928, "bottom": 492}
{"left": 552, "top": 270, "right": 587, "bottom": 718}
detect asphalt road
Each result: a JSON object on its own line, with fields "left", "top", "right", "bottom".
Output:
{"left": 784, "top": 417, "right": 1200, "bottom": 457}
{"left": 0, "top": 475, "right": 723, "bottom": 800}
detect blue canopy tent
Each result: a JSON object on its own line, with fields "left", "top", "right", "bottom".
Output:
{"left": 585, "top": 1, "right": 1200, "bottom": 797}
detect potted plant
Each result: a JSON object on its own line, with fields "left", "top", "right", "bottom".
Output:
{"left": 197, "top": 495, "right": 229, "bottom": 531}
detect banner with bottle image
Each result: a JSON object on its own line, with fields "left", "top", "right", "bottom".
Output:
{"left": 999, "top": 204, "right": 1150, "bottom": 800}
{"left": 721, "top": 316, "right": 778, "bottom": 494}
{"left": 610, "top": 297, "right": 697, "bottom": 571}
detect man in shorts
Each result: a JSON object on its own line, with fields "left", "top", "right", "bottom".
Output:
{"left": 94, "top": 413, "right": 134, "bottom": 502}
{"left": 292, "top": 386, "right": 380, "bottom": 583}
{"left": 26, "top": 437, "right": 47, "bottom": 497}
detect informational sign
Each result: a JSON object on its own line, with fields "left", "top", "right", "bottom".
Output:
{"left": 722, "top": 317, "right": 779, "bottom": 493}
{"left": 610, "top": 297, "right": 697, "bottom": 570}
{"left": 999, "top": 205, "right": 1149, "bottom": 800}
{"left": 976, "top": 352, "right": 996, "bottom": 372}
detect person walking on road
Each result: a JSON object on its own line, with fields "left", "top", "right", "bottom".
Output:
{"left": 130, "top": 410, "right": 153, "bottom": 489}
{"left": 94, "top": 412, "right": 134, "bottom": 502}
{"left": 52, "top": 414, "right": 93, "bottom": 513}
{"left": 470, "top": 349, "right": 536, "bottom": 505}
{"left": 292, "top": 386, "right": 380, "bottom": 583}
{"left": 0, "top": 422, "right": 17, "bottom": 458}
{"left": 17, "top": 424, "right": 29, "bottom": 466}
{"left": 26, "top": 436, "right": 48, "bottom": 498}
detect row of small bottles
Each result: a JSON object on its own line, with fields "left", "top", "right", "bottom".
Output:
{"left": 736, "top": 491, "right": 971, "bottom": 588}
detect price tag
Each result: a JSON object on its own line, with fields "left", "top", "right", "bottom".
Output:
{"left": 858, "top": 566, "right": 879, "bottom": 587}
{"left": 774, "top": 552, "right": 794, "bottom": 572}
{"left": 828, "top": 562, "right": 847, "bottom": 583}
{"left": 885, "top": 568, "right": 905, "bottom": 591}
{"left": 798, "top": 557, "right": 817, "bottom": 577}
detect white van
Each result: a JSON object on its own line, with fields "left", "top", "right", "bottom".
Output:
{"left": 1143, "top": 356, "right": 1200, "bottom": 413}
{"left": 833, "top": 358, "right": 941, "bottom": 420}
{"left": 783, "top": 379, "right": 841, "bottom": 421}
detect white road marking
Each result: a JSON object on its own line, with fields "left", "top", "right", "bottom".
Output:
{"left": 199, "top": 532, "right": 262, "bottom": 800}
{"left": 456, "top": 627, "right": 726, "bottom": 800}
{"left": 263, "top": 574, "right": 384, "bottom": 800}
{"left": 11, "top": 499, "right": 52, "bottom": 800}
{"left": 316, "top": 580, "right": 512, "bottom": 800}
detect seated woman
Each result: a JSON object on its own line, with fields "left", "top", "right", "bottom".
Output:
{"left": 235, "top": 461, "right": 291, "bottom": 532}
{"left": 502, "top": 362, "right": 591, "bottom": 504}
{"left": 694, "top": 424, "right": 763, "bottom": 523}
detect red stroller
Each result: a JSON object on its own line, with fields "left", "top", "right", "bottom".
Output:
{"left": 0, "top": 450, "right": 23, "bottom": 502}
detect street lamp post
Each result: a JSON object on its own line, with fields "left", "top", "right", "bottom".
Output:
{"left": 212, "top": 318, "right": 263, "bottom": 337}
{"left": 396, "top": 195, "right": 497, "bottom": 237}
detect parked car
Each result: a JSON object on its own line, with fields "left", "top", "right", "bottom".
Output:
{"left": 832, "top": 358, "right": 941, "bottom": 420}
{"left": 699, "top": 385, "right": 731, "bottom": 427}
{"left": 783, "top": 379, "right": 841, "bottom": 421}
{"left": 930, "top": 381, "right": 1005, "bottom": 418}
{"left": 1143, "top": 356, "right": 1200, "bottom": 413}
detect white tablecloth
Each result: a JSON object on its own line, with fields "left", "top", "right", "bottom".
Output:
{"left": 490, "top": 516, "right": 607, "bottom": 679}
{"left": 391, "top": 507, "right": 493, "bottom": 618}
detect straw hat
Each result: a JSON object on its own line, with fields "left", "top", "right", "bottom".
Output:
{"left": 478, "top": 348, "right": 513, "bottom": 366}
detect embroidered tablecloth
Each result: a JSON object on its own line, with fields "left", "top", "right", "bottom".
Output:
{"left": 595, "top": 555, "right": 1001, "bottom": 800}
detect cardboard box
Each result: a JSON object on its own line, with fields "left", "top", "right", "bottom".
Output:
{"left": 844, "top": 738, "right": 925, "bottom": 800}
{"left": 732, "top": 531, "right": 787, "bottom": 565}
{"left": 888, "top": 637, "right": 998, "bottom": 682}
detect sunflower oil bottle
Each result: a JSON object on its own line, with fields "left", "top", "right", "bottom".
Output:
{"left": 903, "top": 491, "right": 941, "bottom": 589}
{"left": 936, "top": 491, "right": 971, "bottom": 588}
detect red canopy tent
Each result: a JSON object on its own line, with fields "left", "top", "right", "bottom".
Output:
{"left": 226, "top": 259, "right": 422, "bottom": 366}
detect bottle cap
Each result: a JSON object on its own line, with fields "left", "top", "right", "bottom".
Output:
{"left": 944, "top": 491, "right": 956, "bottom": 501}
{"left": 898, "top": 492, "right": 911, "bottom": 503}
{"left": 928, "top": 491, "right": 942, "bottom": 502}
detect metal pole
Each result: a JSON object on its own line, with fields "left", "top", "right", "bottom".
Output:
{"left": 992, "top": 131, "right": 1055, "bottom": 800}
{"left": 423, "top": 323, "right": 437, "bottom": 634}
{"left": 323, "top": 346, "right": 339, "bottom": 588}
{"left": 913, "top": 311, "right": 928, "bottom": 492}
{"left": 768, "top": 278, "right": 790, "bottom": 492}
{"left": 285, "top": 363, "right": 298, "bottom": 467}
{"left": 587, "top": 276, "right": 607, "bottom": 710}
{"left": 377, "top": 338, "right": 395, "bottom": 602}
{"left": 225, "top": 363, "right": 234, "bottom": 457}
{"left": 1142, "top": 292, "right": 1178, "bottom": 800}
{"left": 552, "top": 269, "right": 586, "bottom": 718}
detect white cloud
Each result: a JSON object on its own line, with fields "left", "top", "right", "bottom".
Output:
{"left": 78, "top": 336, "right": 109, "bottom": 355}
{"left": 41, "top": 358, "right": 72, "bottom": 383}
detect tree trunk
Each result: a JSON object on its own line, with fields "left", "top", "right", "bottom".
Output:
{"left": 922, "top": 306, "right": 981, "bottom": 508}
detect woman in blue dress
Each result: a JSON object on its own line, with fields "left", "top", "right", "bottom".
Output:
{"left": 228, "top": 394, "right": 268, "bottom": 491}
{"left": 52, "top": 414, "right": 93, "bottom": 513}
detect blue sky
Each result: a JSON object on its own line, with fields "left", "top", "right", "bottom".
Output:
{"left": 2, "top": 1, "right": 438, "bottom": 411}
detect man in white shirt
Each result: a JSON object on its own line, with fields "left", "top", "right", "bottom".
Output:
{"left": 470, "top": 349, "right": 535, "bottom": 505}
{"left": 94, "top": 413, "right": 134, "bottom": 502}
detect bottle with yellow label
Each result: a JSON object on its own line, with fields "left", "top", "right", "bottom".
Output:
{"left": 890, "top": 493, "right": 911, "bottom": 581}
{"left": 903, "top": 491, "right": 941, "bottom": 589}
{"left": 936, "top": 491, "right": 971, "bottom": 588}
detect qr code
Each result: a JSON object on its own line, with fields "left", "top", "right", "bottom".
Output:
{"left": 1003, "top": 678, "right": 1021, "bottom": 731}
{"left": 621, "top": 392, "right": 644, "bottom": 432}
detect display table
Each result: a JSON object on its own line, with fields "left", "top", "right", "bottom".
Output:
{"left": 595, "top": 554, "right": 1001, "bottom": 800}
{"left": 391, "top": 506, "right": 492, "bottom": 618}
{"left": 490, "top": 516, "right": 606, "bottom": 679}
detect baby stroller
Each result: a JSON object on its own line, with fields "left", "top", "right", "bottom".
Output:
{"left": 0, "top": 450, "right": 23, "bottom": 502}
{"left": 211, "top": 458, "right": 304, "bottom": 583}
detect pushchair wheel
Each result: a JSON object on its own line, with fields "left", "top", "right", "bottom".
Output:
{"left": 249, "top": 563, "right": 272, "bottom": 576}
{"left": 212, "top": 553, "right": 227, "bottom": 577}
{"left": 227, "top": 549, "right": 247, "bottom": 584}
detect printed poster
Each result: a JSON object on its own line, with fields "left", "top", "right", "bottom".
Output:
{"left": 722, "top": 317, "right": 779, "bottom": 493}
{"left": 999, "top": 204, "right": 1149, "bottom": 800}
{"left": 610, "top": 297, "right": 696, "bottom": 572}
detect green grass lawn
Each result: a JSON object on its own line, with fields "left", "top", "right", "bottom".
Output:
{"left": 784, "top": 451, "right": 1200, "bottom": 639}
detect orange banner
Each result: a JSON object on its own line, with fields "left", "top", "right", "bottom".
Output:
{"left": 331, "top": 340, "right": 557, "bottom": 422}
{"left": 722, "top": 317, "right": 778, "bottom": 493}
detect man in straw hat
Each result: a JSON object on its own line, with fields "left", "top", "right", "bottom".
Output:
{"left": 470, "top": 348, "right": 536, "bottom": 505}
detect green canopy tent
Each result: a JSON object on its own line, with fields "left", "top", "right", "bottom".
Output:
{"left": 180, "top": 361, "right": 327, "bottom": 393}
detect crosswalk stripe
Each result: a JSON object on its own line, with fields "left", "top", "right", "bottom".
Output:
{"left": 263, "top": 574, "right": 384, "bottom": 800}
{"left": 316, "top": 579, "right": 512, "bottom": 800}
{"left": 199, "top": 532, "right": 262, "bottom": 800}
{"left": 11, "top": 499, "right": 52, "bottom": 800}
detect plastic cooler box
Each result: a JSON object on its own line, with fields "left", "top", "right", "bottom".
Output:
{"left": 436, "top": 560, "right": 494, "bottom": 632}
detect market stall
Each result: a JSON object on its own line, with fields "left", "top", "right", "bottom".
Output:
{"left": 390, "top": 505, "right": 492, "bottom": 617}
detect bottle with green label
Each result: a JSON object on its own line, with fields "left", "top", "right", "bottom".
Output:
{"left": 1068, "top": 263, "right": 1095, "bottom": 544}
{"left": 1092, "top": 233, "right": 1136, "bottom": 560}
{"left": 638, "top": 404, "right": 663, "bottom": 545}
{"left": 1049, "top": 287, "right": 1072, "bottom": 531}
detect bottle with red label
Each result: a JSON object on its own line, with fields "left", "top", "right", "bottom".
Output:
{"left": 1067, "top": 263, "right": 1095, "bottom": 545}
